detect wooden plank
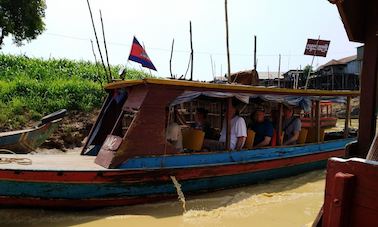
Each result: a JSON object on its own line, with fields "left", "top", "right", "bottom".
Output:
{"left": 315, "top": 100, "right": 321, "bottom": 142}
{"left": 344, "top": 96, "right": 351, "bottom": 138}
{"left": 226, "top": 98, "right": 232, "bottom": 150}
{"left": 325, "top": 172, "right": 355, "bottom": 227}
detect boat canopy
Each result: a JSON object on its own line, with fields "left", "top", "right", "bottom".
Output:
{"left": 170, "top": 91, "right": 349, "bottom": 112}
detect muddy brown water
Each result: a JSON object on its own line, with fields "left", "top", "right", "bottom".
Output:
{"left": 0, "top": 120, "right": 360, "bottom": 227}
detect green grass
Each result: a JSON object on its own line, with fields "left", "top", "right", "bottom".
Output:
{"left": 0, "top": 54, "right": 151, "bottom": 129}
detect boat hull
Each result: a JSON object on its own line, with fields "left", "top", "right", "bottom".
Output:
{"left": 0, "top": 139, "right": 353, "bottom": 208}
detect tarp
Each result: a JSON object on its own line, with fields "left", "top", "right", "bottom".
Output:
{"left": 170, "top": 91, "right": 348, "bottom": 112}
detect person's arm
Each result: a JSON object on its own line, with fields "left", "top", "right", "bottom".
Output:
{"left": 256, "top": 136, "right": 272, "bottom": 147}
{"left": 283, "top": 131, "right": 299, "bottom": 145}
{"left": 235, "top": 137, "right": 245, "bottom": 150}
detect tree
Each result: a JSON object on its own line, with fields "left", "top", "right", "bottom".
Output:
{"left": 300, "top": 65, "right": 313, "bottom": 87}
{"left": 0, "top": 0, "right": 46, "bottom": 48}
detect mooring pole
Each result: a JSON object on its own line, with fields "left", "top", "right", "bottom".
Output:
{"left": 225, "top": 0, "right": 231, "bottom": 83}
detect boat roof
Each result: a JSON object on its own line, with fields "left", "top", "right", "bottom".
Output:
{"left": 105, "top": 78, "right": 360, "bottom": 97}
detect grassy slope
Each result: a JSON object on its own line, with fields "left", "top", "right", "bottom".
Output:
{"left": 0, "top": 54, "right": 150, "bottom": 129}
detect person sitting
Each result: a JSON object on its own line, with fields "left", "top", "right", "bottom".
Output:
{"left": 249, "top": 107, "right": 274, "bottom": 147}
{"left": 282, "top": 105, "right": 301, "bottom": 145}
{"left": 203, "top": 100, "right": 247, "bottom": 151}
{"left": 191, "top": 108, "right": 212, "bottom": 139}
{"left": 218, "top": 101, "right": 247, "bottom": 150}
{"left": 165, "top": 107, "right": 183, "bottom": 151}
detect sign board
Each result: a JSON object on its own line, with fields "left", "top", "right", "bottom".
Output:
{"left": 304, "top": 39, "right": 330, "bottom": 57}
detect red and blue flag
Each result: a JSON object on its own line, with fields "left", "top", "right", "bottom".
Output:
{"left": 128, "top": 37, "right": 157, "bottom": 71}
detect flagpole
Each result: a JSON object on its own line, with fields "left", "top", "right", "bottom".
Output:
{"left": 305, "top": 35, "right": 320, "bottom": 89}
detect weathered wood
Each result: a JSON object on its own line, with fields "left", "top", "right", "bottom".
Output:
{"left": 315, "top": 100, "right": 321, "bottom": 142}
{"left": 325, "top": 172, "right": 355, "bottom": 227}
{"left": 344, "top": 96, "right": 351, "bottom": 138}
{"left": 277, "top": 104, "right": 283, "bottom": 145}
{"left": 322, "top": 158, "right": 378, "bottom": 227}
{"left": 225, "top": 98, "right": 232, "bottom": 150}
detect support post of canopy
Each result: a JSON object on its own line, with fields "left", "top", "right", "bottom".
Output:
{"left": 226, "top": 98, "right": 232, "bottom": 150}
{"left": 344, "top": 97, "right": 351, "bottom": 138}
{"left": 315, "top": 100, "right": 321, "bottom": 142}
{"left": 277, "top": 104, "right": 283, "bottom": 146}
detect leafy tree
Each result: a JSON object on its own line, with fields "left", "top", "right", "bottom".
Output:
{"left": 300, "top": 65, "right": 313, "bottom": 86}
{"left": 0, "top": 0, "right": 46, "bottom": 48}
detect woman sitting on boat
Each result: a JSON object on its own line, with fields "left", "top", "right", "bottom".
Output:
{"left": 249, "top": 107, "right": 274, "bottom": 147}
{"left": 282, "top": 105, "right": 301, "bottom": 145}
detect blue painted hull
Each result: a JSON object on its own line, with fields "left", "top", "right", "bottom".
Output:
{"left": 0, "top": 138, "right": 354, "bottom": 207}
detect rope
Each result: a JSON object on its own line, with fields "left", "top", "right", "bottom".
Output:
{"left": 0, "top": 149, "right": 32, "bottom": 165}
{"left": 0, "top": 157, "right": 32, "bottom": 165}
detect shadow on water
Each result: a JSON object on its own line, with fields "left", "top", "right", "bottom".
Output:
{"left": 0, "top": 170, "right": 325, "bottom": 227}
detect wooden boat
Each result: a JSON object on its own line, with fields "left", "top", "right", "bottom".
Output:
{"left": 0, "top": 79, "right": 359, "bottom": 208}
{"left": 0, "top": 109, "right": 66, "bottom": 153}
{"left": 301, "top": 101, "right": 337, "bottom": 129}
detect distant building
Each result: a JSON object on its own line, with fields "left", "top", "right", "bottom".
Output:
{"left": 307, "top": 53, "right": 361, "bottom": 90}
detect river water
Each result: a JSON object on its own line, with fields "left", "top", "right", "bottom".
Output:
{"left": 0, "top": 119, "right": 359, "bottom": 227}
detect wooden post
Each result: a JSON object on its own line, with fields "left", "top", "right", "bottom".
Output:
{"left": 277, "top": 104, "right": 283, "bottom": 145}
{"left": 169, "top": 38, "right": 175, "bottom": 78}
{"left": 226, "top": 98, "right": 232, "bottom": 150}
{"left": 253, "top": 35, "right": 257, "bottom": 70}
{"left": 277, "top": 54, "right": 281, "bottom": 88}
{"left": 315, "top": 100, "right": 321, "bottom": 142}
{"left": 344, "top": 97, "right": 351, "bottom": 138}
{"left": 225, "top": 0, "right": 231, "bottom": 83}
{"left": 189, "top": 21, "right": 194, "bottom": 81}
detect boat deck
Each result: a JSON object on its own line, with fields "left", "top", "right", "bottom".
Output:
{"left": 0, "top": 154, "right": 108, "bottom": 171}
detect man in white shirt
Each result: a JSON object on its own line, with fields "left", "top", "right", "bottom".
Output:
{"left": 219, "top": 103, "right": 247, "bottom": 150}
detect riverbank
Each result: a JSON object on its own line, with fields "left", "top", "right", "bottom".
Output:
{"left": 0, "top": 54, "right": 150, "bottom": 150}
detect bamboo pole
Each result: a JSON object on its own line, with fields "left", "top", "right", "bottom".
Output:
{"left": 90, "top": 39, "right": 102, "bottom": 86}
{"left": 99, "top": 10, "right": 112, "bottom": 81}
{"left": 225, "top": 0, "right": 231, "bottom": 83}
{"left": 169, "top": 38, "right": 175, "bottom": 78}
{"left": 86, "top": 0, "right": 109, "bottom": 82}
{"left": 189, "top": 21, "right": 194, "bottom": 81}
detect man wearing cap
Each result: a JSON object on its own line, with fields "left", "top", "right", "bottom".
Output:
{"left": 282, "top": 105, "right": 301, "bottom": 145}
{"left": 249, "top": 107, "right": 274, "bottom": 147}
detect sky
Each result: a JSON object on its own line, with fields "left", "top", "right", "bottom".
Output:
{"left": 1, "top": 0, "right": 361, "bottom": 81}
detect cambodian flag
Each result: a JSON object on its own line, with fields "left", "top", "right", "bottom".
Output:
{"left": 128, "top": 37, "right": 157, "bottom": 71}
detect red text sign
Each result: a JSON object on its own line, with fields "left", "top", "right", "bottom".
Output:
{"left": 304, "top": 39, "right": 330, "bottom": 57}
